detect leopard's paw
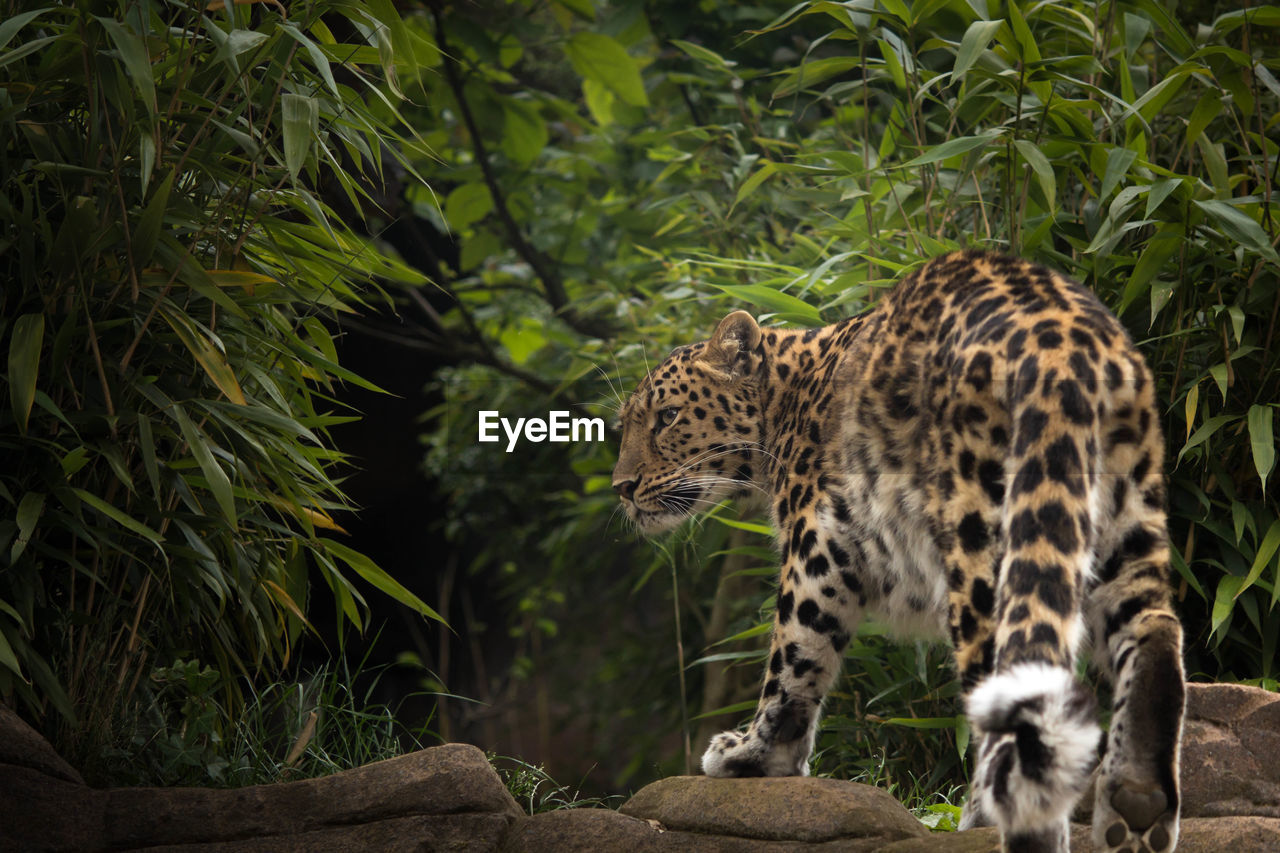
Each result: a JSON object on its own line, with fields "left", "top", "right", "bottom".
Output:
{"left": 1093, "top": 776, "right": 1178, "bottom": 853}
{"left": 700, "top": 730, "right": 806, "bottom": 777}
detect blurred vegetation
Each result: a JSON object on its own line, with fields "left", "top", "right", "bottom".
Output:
{"left": 2, "top": 0, "right": 1278, "bottom": 798}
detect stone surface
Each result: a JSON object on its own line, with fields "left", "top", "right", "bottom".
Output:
{"left": 0, "top": 703, "right": 84, "bottom": 784}
{"left": 136, "top": 814, "right": 514, "bottom": 852}
{"left": 879, "top": 818, "right": 1280, "bottom": 852}
{"left": 0, "top": 741, "right": 521, "bottom": 852}
{"left": 1181, "top": 682, "right": 1280, "bottom": 818}
{"left": 103, "top": 743, "right": 521, "bottom": 848}
{"left": 619, "top": 776, "right": 928, "bottom": 845}
{"left": 0, "top": 763, "right": 104, "bottom": 852}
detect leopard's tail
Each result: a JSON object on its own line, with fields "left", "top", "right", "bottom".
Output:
{"left": 966, "top": 662, "right": 1100, "bottom": 835}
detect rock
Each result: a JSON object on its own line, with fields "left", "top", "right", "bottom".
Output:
{"left": 1, "top": 741, "right": 521, "bottom": 852}
{"left": 134, "top": 814, "right": 514, "bottom": 852}
{"left": 1176, "top": 817, "right": 1280, "bottom": 852}
{"left": 103, "top": 743, "right": 522, "bottom": 848}
{"left": 503, "top": 810, "right": 676, "bottom": 853}
{"left": 879, "top": 818, "right": 1280, "bottom": 852}
{"left": 0, "top": 703, "right": 84, "bottom": 784}
{"left": 1181, "top": 682, "right": 1280, "bottom": 818}
{"left": 0, "top": 763, "right": 105, "bottom": 852}
{"left": 619, "top": 776, "right": 928, "bottom": 846}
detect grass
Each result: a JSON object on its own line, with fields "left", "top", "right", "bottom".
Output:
{"left": 90, "top": 651, "right": 436, "bottom": 789}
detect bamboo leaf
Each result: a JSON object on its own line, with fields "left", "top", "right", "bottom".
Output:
{"left": 170, "top": 406, "right": 237, "bottom": 527}
{"left": 897, "top": 131, "right": 1001, "bottom": 168}
{"left": 1194, "top": 199, "right": 1280, "bottom": 260}
{"left": 7, "top": 313, "right": 44, "bottom": 433}
{"left": 0, "top": 9, "right": 51, "bottom": 52}
{"left": 0, "top": 625, "right": 23, "bottom": 680}
{"left": 282, "top": 94, "right": 319, "bottom": 182}
{"left": 1178, "top": 414, "right": 1235, "bottom": 462}
{"left": 1248, "top": 404, "right": 1276, "bottom": 494}
{"left": 1012, "top": 139, "right": 1056, "bottom": 210}
{"left": 96, "top": 16, "right": 156, "bottom": 115}
{"left": 710, "top": 283, "right": 823, "bottom": 323}
{"left": 159, "top": 305, "right": 246, "bottom": 405}
{"left": 1236, "top": 519, "right": 1280, "bottom": 600}
{"left": 70, "top": 488, "right": 165, "bottom": 548}
{"left": 11, "top": 492, "right": 45, "bottom": 563}
{"left": 319, "top": 537, "right": 445, "bottom": 622}
{"left": 953, "top": 20, "right": 1003, "bottom": 82}
{"left": 132, "top": 168, "right": 174, "bottom": 266}
{"left": 1211, "top": 574, "right": 1244, "bottom": 638}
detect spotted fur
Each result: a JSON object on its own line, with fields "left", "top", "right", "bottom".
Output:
{"left": 613, "top": 251, "right": 1185, "bottom": 853}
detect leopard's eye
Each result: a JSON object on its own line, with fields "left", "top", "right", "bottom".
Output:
{"left": 659, "top": 407, "right": 679, "bottom": 427}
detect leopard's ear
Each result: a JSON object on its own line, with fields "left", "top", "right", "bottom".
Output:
{"left": 698, "top": 310, "right": 762, "bottom": 381}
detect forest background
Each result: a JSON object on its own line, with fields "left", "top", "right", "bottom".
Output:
{"left": 1, "top": 0, "right": 1278, "bottom": 807}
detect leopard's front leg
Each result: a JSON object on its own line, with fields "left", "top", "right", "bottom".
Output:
{"left": 702, "top": 518, "right": 862, "bottom": 777}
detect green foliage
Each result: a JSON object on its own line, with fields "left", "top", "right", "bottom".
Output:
{"left": 94, "top": 654, "right": 430, "bottom": 788}
{"left": 406, "top": 0, "right": 1280, "bottom": 792}
{"left": 0, "top": 0, "right": 440, "bottom": 765}
{"left": 493, "top": 755, "right": 624, "bottom": 814}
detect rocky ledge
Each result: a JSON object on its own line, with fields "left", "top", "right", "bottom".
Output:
{"left": 2, "top": 681, "right": 1278, "bottom": 851}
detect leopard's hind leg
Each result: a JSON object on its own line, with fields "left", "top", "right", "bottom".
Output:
{"left": 1087, "top": 364, "right": 1184, "bottom": 853}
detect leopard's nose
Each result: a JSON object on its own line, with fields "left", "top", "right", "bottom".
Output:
{"left": 613, "top": 478, "right": 638, "bottom": 502}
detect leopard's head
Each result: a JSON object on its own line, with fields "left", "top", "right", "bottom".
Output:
{"left": 613, "top": 311, "right": 768, "bottom": 535}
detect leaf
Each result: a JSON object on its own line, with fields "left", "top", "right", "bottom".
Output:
{"left": 772, "top": 56, "right": 861, "bottom": 98}
{"left": 564, "top": 32, "right": 648, "bottom": 108}
{"left": 709, "top": 515, "right": 774, "bottom": 536}
{"left": 282, "top": 94, "right": 319, "bottom": 182}
{"left": 671, "top": 39, "right": 737, "bottom": 71}
{"left": 1012, "top": 139, "right": 1056, "bottom": 210}
{"left": 1211, "top": 574, "right": 1243, "bottom": 639}
{"left": 1099, "top": 147, "right": 1137, "bottom": 202}
{"left": 1120, "top": 222, "right": 1182, "bottom": 313}
{"left": 7, "top": 313, "right": 44, "bottom": 433}
{"left": 1194, "top": 200, "right": 1280, "bottom": 260}
{"left": 170, "top": 405, "right": 237, "bottom": 526}
{"left": 70, "top": 488, "right": 165, "bottom": 548}
{"left": 897, "top": 131, "right": 1001, "bottom": 168}
{"left": 1236, "top": 519, "right": 1280, "bottom": 600}
{"left": 733, "top": 161, "right": 780, "bottom": 208}
{"left": 1210, "top": 363, "right": 1229, "bottom": 401}
{"left": 132, "top": 168, "right": 174, "bottom": 266}
{"left": 96, "top": 16, "right": 156, "bottom": 115}
{"left": 710, "top": 284, "right": 823, "bottom": 323}
{"left": 0, "top": 9, "right": 51, "bottom": 52}
{"left": 502, "top": 99, "right": 548, "bottom": 166}
{"left": 159, "top": 305, "right": 246, "bottom": 405}
{"left": 1248, "top": 404, "right": 1275, "bottom": 494}
{"left": 280, "top": 23, "right": 340, "bottom": 98}
{"left": 11, "top": 492, "right": 45, "bottom": 563}
{"left": 882, "top": 715, "right": 961, "bottom": 729}
{"left": 953, "top": 20, "right": 1003, "bottom": 82}
{"left": 319, "top": 537, "right": 445, "bottom": 622}
{"left": 0, "top": 625, "right": 22, "bottom": 680}
{"left": 582, "top": 77, "right": 615, "bottom": 126}
{"left": 1184, "top": 383, "right": 1200, "bottom": 441}
{"left": 443, "top": 183, "right": 494, "bottom": 231}
{"left": 1178, "top": 414, "right": 1235, "bottom": 462}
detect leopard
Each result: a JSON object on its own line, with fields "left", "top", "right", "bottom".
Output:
{"left": 612, "top": 250, "right": 1186, "bottom": 853}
